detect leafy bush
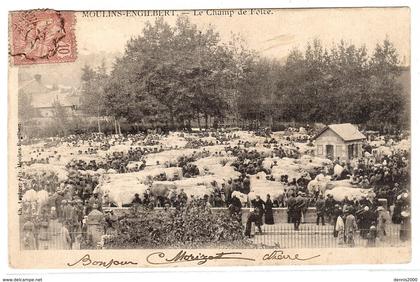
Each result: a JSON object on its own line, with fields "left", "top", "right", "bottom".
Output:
{"left": 103, "top": 202, "right": 251, "bottom": 249}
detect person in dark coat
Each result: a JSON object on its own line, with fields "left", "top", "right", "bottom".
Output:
{"left": 358, "top": 205, "right": 376, "bottom": 238}
{"left": 131, "top": 193, "right": 142, "bottom": 212}
{"left": 245, "top": 208, "right": 258, "bottom": 237}
{"left": 264, "top": 194, "right": 274, "bottom": 225}
{"left": 287, "top": 192, "right": 296, "bottom": 223}
{"left": 242, "top": 177, "right": 251, "bottom": 194}
{"left": 325, "top": 194, "right": 336, "bottom": 224}
{"left": 229, "top": 195, "right": 242, "bottom": 222}
{"left": 400, "top": 210, "right": 410, "bottom": 242}
{"left": 292, "top": 192, "right": 305, "bottom": 230}
{"left": 315, "top": 195, "right": 326, "bottom": 225}
{"left": 251, "top": 195, "right": 265, "bottom": 233}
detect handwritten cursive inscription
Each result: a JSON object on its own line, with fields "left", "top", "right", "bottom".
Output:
{"left": 67, "top": 254, "right": 138, "bottom": 268}
{"left": 262, "top": 250, "right": 320, "bottom": 261}
{"left": 147, "top": 250, "right": 255, "bottom": 265}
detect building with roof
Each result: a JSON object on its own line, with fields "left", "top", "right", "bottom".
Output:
{"left": 18, "top": 74, "right": 82, "bottom": 119}
{"left": 312, "top": 123, "right": 366, "bottom": 161}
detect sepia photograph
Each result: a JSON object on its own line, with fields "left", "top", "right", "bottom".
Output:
{"left": 7, "top": 6, "right": 412, "bottom": 268}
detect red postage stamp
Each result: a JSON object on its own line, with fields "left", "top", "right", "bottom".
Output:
{"left": 10, "top": 9, "right": 77, "bottom": 65}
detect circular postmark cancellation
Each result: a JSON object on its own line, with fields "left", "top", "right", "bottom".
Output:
{"left": 10, "top": 9, "right": 77, "bottom": 65}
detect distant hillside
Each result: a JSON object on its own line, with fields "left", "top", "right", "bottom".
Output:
{"left": 18, "top": 51, "right": 121, "bottom": 87}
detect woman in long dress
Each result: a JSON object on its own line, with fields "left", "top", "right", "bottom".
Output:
{"left": 335, "top": 212, "right": 345, "bottom": 245}
{"left": 264, "top": 194, "right": 274, "bottom": 225}
{"left": 22, "top": 221, "right": 37, "bottom": 250}
{"left": 59, "top": 224, "right": 72, "bottom": 250}
{"left": 377, "top": 206, "right": 391, "bottom": 242}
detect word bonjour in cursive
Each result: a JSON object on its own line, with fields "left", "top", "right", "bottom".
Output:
{"left": 262, "top": 250, "right": 320, "bottom": 261}
{"left": 147, "top": 250, "right": 255, "bottom": 265}
{"left": 67, "top": 254, "right": 138, "bottom": 268}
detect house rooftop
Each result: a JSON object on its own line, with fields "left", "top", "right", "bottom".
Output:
{"left": 31, "top": 91, "right": 80, "bottom": 108}
{"left": 314, "top": 123, "right": 366, "bottom": 142}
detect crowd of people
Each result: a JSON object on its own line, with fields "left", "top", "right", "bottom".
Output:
{"left": 19, "top": 128, "right": 411, "bottom": 249}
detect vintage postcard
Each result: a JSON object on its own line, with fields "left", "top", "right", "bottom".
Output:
{"left": 8, "top": 7, "right": 411, "bottom": 268}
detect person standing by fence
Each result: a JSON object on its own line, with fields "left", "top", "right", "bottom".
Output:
{"left": 344, "top": 210, "right": 357, "bottom": 247}
{"left": 315, "top": 195, "right": 326, "bottom": 225}
{"left": 252, "top": 195, "right": 265, "bottom": 232}
{"left": 400, "top": 210, "right": 410, "bottom": 242}
{"left": 325, "top": 194, "right": 335, "bottom": 224}
{"left": 287, "top": 192, "right": 296, "bottom": 224}
{"left": 59, "top": 224, "right": 72, "bottom": 250}
{"left": 292, "top": 192, "right": 305, "bottom": 231}
{"left": 264, "top": 194, "right": 274, "bottom": 225}
{"left": 229, "top": 194, "right": 242, "bottom": 223}
{"left": 335, "top": 210, "right": 345, "bottom": 245}
{"left": 376, "top": 206, "right": 391, "bottom": 241}
{"left": 22, "top": 220, "right": 37, "bottom": 250}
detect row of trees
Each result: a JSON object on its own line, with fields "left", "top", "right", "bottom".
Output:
{"left": 81, "top": 16, "right": 409, "bottom": 133}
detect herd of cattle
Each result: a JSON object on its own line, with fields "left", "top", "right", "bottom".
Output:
{"left": 20, "top": 129, "right": 409, "bottom": 210}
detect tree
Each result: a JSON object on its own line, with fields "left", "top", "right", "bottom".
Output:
{"left": 51, "top": 100, "right": 68, "bottom": 136}
{"left": 80, "top": 61, "right": 109, "bottom": 132}
{"left": 274, "top": 38, "right": 405, "bottom": 131}
{"left": 104, "top": 16, "right": 239, "bottom": 130}
{"left": 366, "top": 38, "right": 405, "bottom": 132}
{"left": 18, "top": 91, "right": 36, "bottom": 122}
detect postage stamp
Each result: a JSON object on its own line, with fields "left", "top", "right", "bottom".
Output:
{"left": 7, "top": 7, "right": 411, "bottom": 269}
{"left": 9, "top": 9, "right": 77, "bottom": 65}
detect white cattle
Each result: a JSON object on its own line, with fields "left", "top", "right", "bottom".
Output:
{"left": 23, "top": 164, "right": 68, "bottom": 181}
{"left": 248, "top": 173, "right": 286, "bottom": 201}
{"left": 393, "top": 139, "right": 410, "bottom": 152}
{"left": 141, "top": 166, "right": 183, "bottom": 181}
{"left": 181, "top": 185, "right": 214, "bottom": 200}
{"left": 193, "top": 156, "right": 236, "bottom": 178}
{"left": 144, "top": 149, "right": 196, "bottom": 166}
{"left": 300, "top": 155, "right": 332, "bottom": 166}
{"left": 231, "top": 191, "right": 248, "bottom": 206}
{"left": 307, "top": 175, "right": 332, "bottom": 195}
{"left": 333, "top": 164, "right": 344, "bottom": 177}
{"left": 159, "top": 133, "right": 188, "bottom": 148}
{"left": 98, "top": 175, "right": 149, "bottom": 207}
{"left": 375, "top": 146, "right": 393, "bottom": 157}
{"left": 328, "top": 179, "right": 354, "bottom": 189}
{"left": 325, "top": 187, "right": 374, "bottom": 201}
{"left": 36, "top": 190, "right": 49, "bottom": 207}
{"left": 151, "top": 181, "right": 176, "bottom": 197}
{"left": 22, "top": 189, "right": 37, "bottom": 202}
{"left": 271, "top": 162, "right": 303, "bottom": 181}
{"left": 370, "top": 140, "right": 386, "bottom": 147}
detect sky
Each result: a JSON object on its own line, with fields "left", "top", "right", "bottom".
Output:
{"left": 77, "top": 7, "right": 410, "bottom": 64}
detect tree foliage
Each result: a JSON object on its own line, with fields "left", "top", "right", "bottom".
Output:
{"left": 78, "top": 17, "right": 408, "bottom": 133}
{"left": 104, "top": 205, "right": 250, "bottom": 248}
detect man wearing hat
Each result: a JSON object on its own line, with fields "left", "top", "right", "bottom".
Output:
{"left": 325, "top": 194, "right": 335, "bottom": 224}
{"left": 344, "top": 208, "right": 357, "bottom": 247}
{"left": 359, "top": 195, "right": 370, "bottom": 208}
{"left": 358, "top": 205, "right": 376, "bottom": 239}
{"left": 63, "top": 200, "right": 75, "bottom": 227}
{"left": 315, "top": 195, "right": 326, "bottom": 226}
{"left": 292, "top": 192, "right": 305, "bottom": 230}
{"left": 55, "top": 191, "right": 64, "bottom": 220}
{"left": 251, "top": 195, "right": 265, "bottom": 233}
{"left": 59, "top": 199, "right": 67, "bottom": 223}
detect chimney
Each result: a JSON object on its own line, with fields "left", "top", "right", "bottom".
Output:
{"left": 34, "top": 74, "right": 42, "bottom": 82}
